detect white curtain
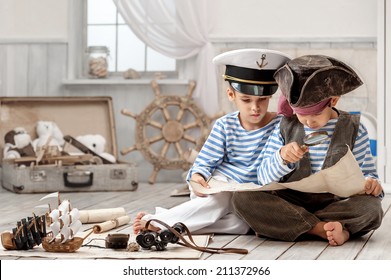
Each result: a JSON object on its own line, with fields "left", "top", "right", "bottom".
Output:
{"left": 113, "top": 0, "right": 219, "bottom": 116}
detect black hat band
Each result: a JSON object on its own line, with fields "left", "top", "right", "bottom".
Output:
{"left": 224, "top": 65, "right": 277, "bottom": 85}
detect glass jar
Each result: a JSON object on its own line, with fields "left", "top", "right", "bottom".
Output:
{"left": 86, "top": 46, "right": 109, "bottom": 78}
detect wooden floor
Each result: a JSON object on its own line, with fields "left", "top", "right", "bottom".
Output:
{"left": 1, "top": 182, "right": 391, "bottom": 260}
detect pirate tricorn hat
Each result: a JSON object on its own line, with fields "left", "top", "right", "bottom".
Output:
{"left": 274, "top": 55, "right": 363, "bottom": 108}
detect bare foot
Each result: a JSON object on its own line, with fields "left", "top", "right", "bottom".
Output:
{"left": 323, "top": 222, "right": 350, "bottom": 246}
{"left": 133, "top": 212, "right": 160, "bottom": 234}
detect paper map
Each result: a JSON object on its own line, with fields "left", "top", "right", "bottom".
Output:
{"left": 190, "top": 149, "right": 366, "bottom": 198}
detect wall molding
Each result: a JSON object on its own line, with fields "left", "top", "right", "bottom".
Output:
{"left": 209, "top": 36, "right": 376, "bottom": 44}
{"left": 0, "top": 39, "right": 67, "bottom": 44}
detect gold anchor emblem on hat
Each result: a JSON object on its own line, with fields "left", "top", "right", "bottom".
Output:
{"left": 256, "top": 54, "right": 268, "bottom": 69}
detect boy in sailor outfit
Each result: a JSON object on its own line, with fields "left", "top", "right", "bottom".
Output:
{"left": 133, "top": 49, "right": 291, "bottom": 234}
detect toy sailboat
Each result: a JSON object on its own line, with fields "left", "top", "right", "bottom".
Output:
{"left": 40, "top": 192, "right": 92, "bottom": 253}
{"left": 1, "top": 214, "right": 46, "bottom": 250}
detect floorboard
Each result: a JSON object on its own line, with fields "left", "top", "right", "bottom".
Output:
{"left": 356, "top": 197, "right": 391, "bottom": 259}
{"left": 242, "top": 240, "right": 295, "bottom": 260}
{"left": 0, "top": 184, "right": 390, "bottom": 260}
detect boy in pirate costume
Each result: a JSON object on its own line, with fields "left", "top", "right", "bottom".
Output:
{"left": 232, "top": 55, "right": 384, "bottom": 246}
{"left": 133, "top": 49, "right": 290, "bottom": 235}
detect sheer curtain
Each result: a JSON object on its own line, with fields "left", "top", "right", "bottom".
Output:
{"left": 113, "top": 0, "right": 219, "bottom": 115}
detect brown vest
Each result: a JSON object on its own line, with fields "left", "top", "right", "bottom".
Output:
{"left": 279, "top": 109, "right": 360, "bottom": 183}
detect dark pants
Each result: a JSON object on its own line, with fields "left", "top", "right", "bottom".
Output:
{"left": 232, "top": 189, "right": 384, "bottom": 241}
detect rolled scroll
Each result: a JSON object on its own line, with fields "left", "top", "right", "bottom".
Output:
{"left": 92, "top": 215, "right": 131, "bottom": 233}
{"left": 79, "top": 207, "right": 127, "bottom": 224}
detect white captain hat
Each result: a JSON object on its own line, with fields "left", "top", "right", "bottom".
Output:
{"left": 213, "top": 48, "right": 291, "bottom": 96}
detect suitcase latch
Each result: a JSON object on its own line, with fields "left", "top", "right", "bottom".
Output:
{"left": 30, "top": 170, "right": 47, "bottom": 182}
{"left": 111, "top": 169, "right": 127, "bottom": 179}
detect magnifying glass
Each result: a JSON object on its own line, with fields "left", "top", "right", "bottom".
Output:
{"left": 301, "top": 131, "right": 329, "bottom": 150}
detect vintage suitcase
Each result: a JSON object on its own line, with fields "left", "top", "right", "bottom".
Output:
{"left": 0, "top": 96, "right": 138, "bottom": 193}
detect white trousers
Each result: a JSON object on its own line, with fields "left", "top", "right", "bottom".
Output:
{"left": 142, "top": 175, "right": 250, "bottom": 235}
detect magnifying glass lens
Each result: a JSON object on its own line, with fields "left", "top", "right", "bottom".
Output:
{"left": 303, "top": 131, "right": 329, "bottom": 146}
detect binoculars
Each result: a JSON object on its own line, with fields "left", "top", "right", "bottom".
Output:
{"left": 136, "top": 222, "right": 185, "bottom": 251}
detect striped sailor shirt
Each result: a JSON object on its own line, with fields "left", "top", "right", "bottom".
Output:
{"left": 187, "top": 112, "right": 282, "bottom": 184}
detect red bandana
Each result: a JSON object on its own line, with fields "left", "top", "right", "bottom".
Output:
{"left": 278, "top": 95, "right": 331, "bottom": 117}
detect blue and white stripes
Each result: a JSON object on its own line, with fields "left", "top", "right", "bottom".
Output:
{"left": 257, "top": 118, "right": 378, "bottom": 185}
{"left": 187, "top": 112, "right": 282, "bottom": 184}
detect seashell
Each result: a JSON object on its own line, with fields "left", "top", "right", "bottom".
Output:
{"left": 123, "top": 68, "right": 141, "bottom": 79}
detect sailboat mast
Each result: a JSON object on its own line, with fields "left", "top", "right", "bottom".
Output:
{"left": 57, "top": 193, "right": 61, "bottom": 207}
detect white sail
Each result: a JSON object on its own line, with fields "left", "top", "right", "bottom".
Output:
{"left": 39, "top": 192, "right": 59, "bottom": 201}
{"left": 59, "top": 213, "right": 70, "bottom": 226}
{"left": 49, "top": 221, "right": 61, "bottom": 242}
{"left": 49, "top": 209, "right": 60, "bottom": 221}
{"left": 58, "top": 200, "right": 70, "bottom": 213}
{"left": 34, "top": 204, "right": 50, "bottom": 209}
{"left": 70, "top": 220, "right": 82, "bottom": 237}
{"left": 69, "top": 208, "right": 80, "bottom": 221}
{"left": 60, "top": 226, "right": 70, "bottom": 243}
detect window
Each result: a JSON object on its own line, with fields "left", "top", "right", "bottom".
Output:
{"left": 86, "top": 0, "right": 176, "bottom": 75}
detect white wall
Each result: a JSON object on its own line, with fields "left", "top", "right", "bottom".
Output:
{"left": 0, "top": 0, "right": 67, "bottom": 41}
{"left": 0, "top": 0, "right": 376, "bottom": 40}
{"left": 212, "top": 0, "right": 376, "bottom": 39}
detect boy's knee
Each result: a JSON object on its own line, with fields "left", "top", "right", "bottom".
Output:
{"left": 232, "top": 191, "right": 269, "bottom": 212}
{"left": 232, "top": 192, "right": 254, "bottom": 209}
{"left": 356, "top": 195, "right": 384, "bottom": 227}
{"left": 368, "top": 198, "right": 384, "bottom": 226}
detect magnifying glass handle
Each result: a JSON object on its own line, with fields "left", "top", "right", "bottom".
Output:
{"left": 300, "top": 144, "right": 308, "bottom": 151}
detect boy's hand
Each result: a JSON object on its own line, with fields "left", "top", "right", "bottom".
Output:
{"left": 190, "top": 173, "right": 210, "bottom": 197}
{"left": 280, "top": 141, "right": 307, "bottom": 164}
{"left": 364, "top": 177, "right": 383, "bottom": 197}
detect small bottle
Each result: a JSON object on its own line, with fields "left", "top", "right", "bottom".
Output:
{"left": 87, "top": 46, "right": 109, "bottom": 78}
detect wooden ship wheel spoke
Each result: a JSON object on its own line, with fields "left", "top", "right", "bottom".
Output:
{"left": 183, "top": 121, "right": 199, "bottom": 130}
{"left": 147, "top": 135, "right": 164, "bottom": 145}
{"left": 161, "top": 107, "right": 172, "bottom": 121}
{"left": 182, "top": 134, "right": 197, "bottom": 144}
{"left": 174, "top": 142, "right": 183, "bottom": 156}
{"left": 147, "top": 120, "right": 163, "bottom": 129}
{"left": 121, "top": 80, "right": 224, "bottom": 184}
{"left": 176, "top": 108, "right": 185, "bottom": 122}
